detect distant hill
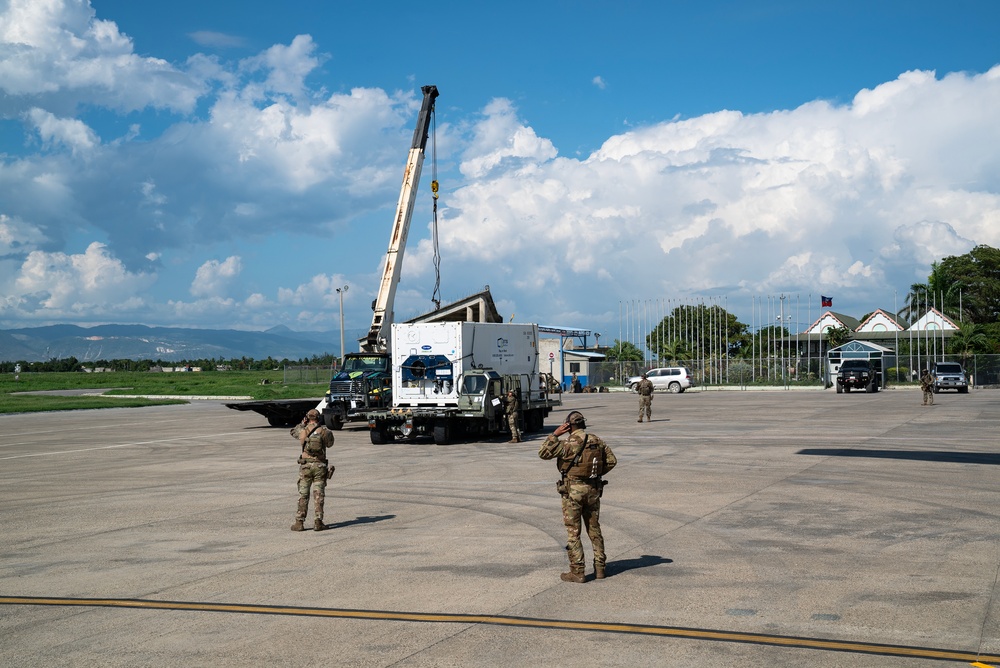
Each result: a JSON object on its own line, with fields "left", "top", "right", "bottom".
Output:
{"left": 0, "top": 324, "right": 367, "bottom": 362}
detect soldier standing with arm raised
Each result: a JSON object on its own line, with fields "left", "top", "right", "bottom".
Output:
{"left": 538, "top": 411, "right": 617, "bottom": 583}
{"left": 636, "top": 373, "right": 654, "bottom": 422}
{"left": 290, "top": 409, "right": 335, "bottom": 531}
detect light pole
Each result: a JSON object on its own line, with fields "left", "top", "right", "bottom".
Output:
{"left": 337, "top": 285, "right": 349, "bottom": 368}
{"left": 777, "top": 295, "right": 791, "bottom": 387}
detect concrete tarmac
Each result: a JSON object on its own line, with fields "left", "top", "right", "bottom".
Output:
{"left": 1, "top": 388, "right": 999, "bottom": 667}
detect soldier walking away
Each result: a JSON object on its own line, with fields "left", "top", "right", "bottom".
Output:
{"left": 504, "top": 389, "right": 522, "bottom": 443}
{"left": 636, "top": 373, "right": 654, "bottom": 422}
{"left": 538, "top": 411, "right": 617, "bottom": 583}
{"left": 919, "top": 369, "right": 935, "bottom": 406}
{"left": 290, "top": 409, "right": 335, "bottom": 531}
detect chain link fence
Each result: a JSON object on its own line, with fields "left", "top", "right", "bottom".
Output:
{"left": 282, "top": 365, "right": 334, "bottom": 384}
{"left": 587, "top": 355, "right": 999, "bottom": 389}
{"left": 285, "top": 357, "right": 999, "bottom": 389}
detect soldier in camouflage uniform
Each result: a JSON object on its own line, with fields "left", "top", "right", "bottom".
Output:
{"left": 636, "top": 373, "right": 654, "bottom": 422}
{"left": 290, "top": 409, "right": 335, "bottom": 531}
{"left": 504, "top": 390, "right": 522, "bottom": 443}
{"left": 538, "top": 411, "right": 617, "bottom": 583}
{"left": 919, "top": 369, "right": 935, "bottom": 406}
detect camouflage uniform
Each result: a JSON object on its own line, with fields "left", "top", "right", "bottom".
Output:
{"left": 290, "top": 412, "right": 335, "bottom": 531}
{"left": 538, "top": 416, "right": 617, "bottom": 582}
{"left": 636, "top": 377, "right": 654, "bottom": 422}
{"left": 504, "top": 391, "right": 522, "bottom": 442}
{"left": 919, "top": 370, "right": 935, "bottom": 406}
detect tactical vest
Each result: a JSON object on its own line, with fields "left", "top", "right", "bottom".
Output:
{"left": 561, "top": 434, "right": 605, "bottom": 479}
{"left": 301, "top": 426, "right": 328, "bottom": 461}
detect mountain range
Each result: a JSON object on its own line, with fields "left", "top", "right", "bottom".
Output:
{"left": 0, "top": 324, "right": 364, "bottom": 362}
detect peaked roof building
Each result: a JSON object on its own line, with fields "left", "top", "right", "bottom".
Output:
{"left": 804, "top": 311, "right": 861, "bottom": 334}
{"left": 908, "top": 307, "right": 959, "bottom": 332}
{"left": 803, "top": 308, "right": 955, "bottom": 336}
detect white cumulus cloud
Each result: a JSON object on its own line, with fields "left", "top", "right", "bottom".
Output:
{"left": 9, "top": 242, "right": 155, "bottom": 316}
{"left": 0, "top": 0, "right": 208, "bottom": 115}
{"left": 191, "top": 256, "right": 243, "bottom": 298}
{"left": 436, "top": 66, "right": 1000, "bottom": 320}
{"left": 1, "top": 0, "right": 999, "bottom": 332}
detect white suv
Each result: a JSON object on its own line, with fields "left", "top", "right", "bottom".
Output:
{"left": 932, "top": 362, "right": 969, "bottom": 394}
{"left": 626, "top": 367, "right": 693, "bottom": 393}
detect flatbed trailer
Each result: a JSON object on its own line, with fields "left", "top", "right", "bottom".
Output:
{"left": 223, "top": 398, "right": 319, "bottom": 427}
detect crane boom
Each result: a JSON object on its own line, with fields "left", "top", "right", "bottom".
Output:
{"left": 363, "top": 84, "right": 439, "bottom": 353}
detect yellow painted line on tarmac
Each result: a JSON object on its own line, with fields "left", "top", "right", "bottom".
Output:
{"left": 2, "top": 595, "right": 998, "bottom": 664}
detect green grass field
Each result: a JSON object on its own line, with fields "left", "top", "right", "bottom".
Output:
{"left": 0, "top": 370, "right": 326, "bottom": 414}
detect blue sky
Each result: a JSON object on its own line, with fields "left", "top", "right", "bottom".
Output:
{"left": 1, "top": 0, "right": 999, "bottom": 349}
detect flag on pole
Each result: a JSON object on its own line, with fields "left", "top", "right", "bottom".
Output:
{"left": 821, "top": 295, "right": 832, "bottom": 308}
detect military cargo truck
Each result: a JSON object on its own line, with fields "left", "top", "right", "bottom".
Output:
{"left": 367, "top": 322, "right": 560, "bottom": 444}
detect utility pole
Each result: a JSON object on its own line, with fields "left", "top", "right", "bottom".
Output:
{"left": 337, "top": 285, "right": 349, "bottom": 368}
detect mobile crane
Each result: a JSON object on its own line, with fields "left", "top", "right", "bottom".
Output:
{"left": 316, "top": 84, "right": 440, "bottom": 429}
{"left": 226, "top": 85, "right": 440, "bottom": 428}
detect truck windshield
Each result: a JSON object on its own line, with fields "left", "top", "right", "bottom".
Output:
{"left": 343, "top": 356, "right": 388, "bottom": 373}
{"left": 935, "top": 363, "right": 962, "bottom": 373}
{"left": 461, "top": 375, "right": 487, "bottom": 395}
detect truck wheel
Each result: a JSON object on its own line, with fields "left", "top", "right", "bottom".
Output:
{"left": 521, "top": 410, "right": 535, "bottom": 433}
{"left": 960, "top": 386, "right": 969, "bottom": 394}
{"left": 667, "top": 382, "right": 681, "bottom": 393}
{"left": 370, "top": 427, "right": 388, "bottom": 445}
{"left": 324, "top": 414, "right": 344, "bottom": 431}
{"left": 933, "top": 386, "right": 940, "bottom": 394}
{"left": 432, "top": 423, "right": 450, "bottom": 446}
{"left": 529, "top": 410, "right": 543, "bottom": 432}
{"left": 836, "top": 384, "right": 843, "bottom": 394}
{"left": 865, "top": 382, "right": 873, "bottom": 393}
{"left": 844, "top": 386, "right": 851, "bottom": 393}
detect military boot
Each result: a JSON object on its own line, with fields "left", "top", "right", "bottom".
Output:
{"left": 594, "top": 562, "right": 606, "bottom": 580}
{"left": 290, "top": 520, "right": 304, "bottom": 531}
{"left": 314, "top": 519, "right": 326, "bottom": 531}
{"left": 560, "top": 566, "right": 586, "bottom": 583}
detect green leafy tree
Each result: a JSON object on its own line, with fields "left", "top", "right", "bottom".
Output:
{"left": 825, "top": 326, "right": 852, "bottom": 349}
{"left": 746, "top": 325, "right": 790, "bottom": 358}
{"left": 646, "top": 303, "right": 748, "bottom": 361}
{"left": 605, "top": 339, "right": 643, "bottom": 362}
{"left": 659, "top": 339, "right": 691, "bottom": 365}
{"left": 936, "top": 244, "right": 1000, "bottom": 325}
{"left": 948, "top": 322, "right": 991, "bottom": 361}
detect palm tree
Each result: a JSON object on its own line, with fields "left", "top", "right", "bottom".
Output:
{"left": 948, "top": 322, "right": 989, "bottom": 362}
{"left": 901, "top": 264, "right": 965, "bottom": 324}
{"left": 605, "top": 339, "right": 643, "bottom": 362}
{"left": 660, "top": 338, "right": 691, "bottom": 365}
{"left": 899, "top": 282, "right": 930, "bottom": 325}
